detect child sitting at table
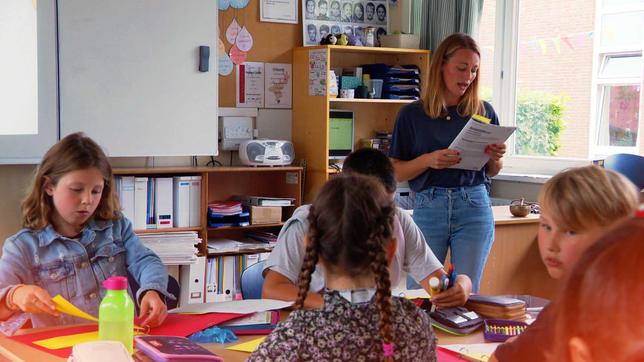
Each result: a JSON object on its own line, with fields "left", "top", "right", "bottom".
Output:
{"left": 548, "top": 213, "right": 644, "bottom": 362}
{"left": 249, "top": 174, "right": 436, "bottom": 361}
{"left": 0, "top": 133, "right": 170, "bottom": 335}
{"left": 492, "top": 165, "right": 639, "bottom": 362}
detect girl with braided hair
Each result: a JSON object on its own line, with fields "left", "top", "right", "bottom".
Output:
{"left": 249, "top": 174, "right": 436, "bottom": 361}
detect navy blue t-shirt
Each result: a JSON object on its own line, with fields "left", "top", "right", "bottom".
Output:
{"left": 389, "top": 101, "right": 500, "bottom": 191}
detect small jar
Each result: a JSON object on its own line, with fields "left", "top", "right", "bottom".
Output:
{"left": 365, "top": 27, "right": 376, "bottom": 47}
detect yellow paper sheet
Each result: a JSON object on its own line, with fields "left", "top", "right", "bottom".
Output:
{"left": 33, "top": 331, "right": 98, "bottom": 349}
{"left": 52, "top": 295, "right": 98, "bottom": 322}
{"left": 225, "top": 336, "right": 266, "bottom": 352}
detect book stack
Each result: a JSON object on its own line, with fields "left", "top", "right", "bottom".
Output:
{"left": 138, "top": 231, "right": 200, "bottom": 265}
{"left": 207, "top": 201, "right": 249, "bottom": 228}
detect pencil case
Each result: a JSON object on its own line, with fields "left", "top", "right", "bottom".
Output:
{"left": 483, "top": 319, "right": 529, "bottom": 342}
{"left": 465, "top": 295, "right": 526, "bottom": 320}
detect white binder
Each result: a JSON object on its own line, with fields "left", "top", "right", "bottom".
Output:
{"left": 188, "top": 176, "right": 202, "bottom": 227}
{"left": 179, "top": 256, "right": 206, "bottom": 305}
{"left": 173, "top": 176, "right": 191, "bottom": 228}
{"left": 119, "top": 176, "right": 135, "bottom": 222}
{"left": 133, "top": 177, "right": 148, "bottom": 230}
{"left": 205, "top": 257, "right": 219, "bottom": 303}
{"left": 155, "top": 177, "right": 173, "bottom": 229}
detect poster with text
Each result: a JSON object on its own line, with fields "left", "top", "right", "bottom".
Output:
{"left": 265, "top": 63, "right": 292, "bottom": 108}
{"left": 301, "top": 0, "right": 388, "bottom": 46}
{"left": 236, "top": 62, "right": 265, "bottom": 108}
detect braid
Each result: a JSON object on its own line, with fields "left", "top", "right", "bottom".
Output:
{"left": 294, "top": 208, "right": 321, "bottom": 309}
{"left": 368, "top": 233, "right": 394, "bottom": 361}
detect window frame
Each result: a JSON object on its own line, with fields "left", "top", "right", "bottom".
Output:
{"left": 588, "top": 2, "right": 644, "bottom": 158}
{"left": 488, "top": 0, "right": 643, "bottom": 176}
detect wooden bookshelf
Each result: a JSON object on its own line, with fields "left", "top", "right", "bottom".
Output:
{"left": 114, "top": 167, "right": 302, "bottom": 256}
{"left": 292, "top": 45, "right": 430, "bottom": 202}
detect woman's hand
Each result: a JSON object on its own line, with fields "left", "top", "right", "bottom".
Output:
{"left": 485, "top": 143, "right": 506, "bottom": 161}
{"left": 426, "top": 149, "right": 462, "bottom": 169}
{"left": 11, "top": 285, "right": 59, "bottom": 317}
{"left": 139, "top": 290, "right": 167, "bottom": 327}
{"left": 430, "top": 274, "right": 472, "bottom": 308}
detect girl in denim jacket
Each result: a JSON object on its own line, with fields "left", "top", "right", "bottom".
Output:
{"left": 0, "top": 133, "right": 170, "bottom": 334}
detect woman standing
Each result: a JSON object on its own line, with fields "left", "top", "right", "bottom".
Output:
{"left": 389, "top": 33, "right": 506, "bottom": 292}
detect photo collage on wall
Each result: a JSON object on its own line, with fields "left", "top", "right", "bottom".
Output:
{"left": 302, "top": 0, "right": 389, "bottom": 46}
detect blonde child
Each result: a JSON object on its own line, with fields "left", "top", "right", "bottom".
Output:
{"left": 492, "top": 165, "right": 640, "bottom": 362}
{"left": 549, "top": 215, "right": 644, "bottom": 362}
{"left": 249, "top": 175, "right": 436, "bottom": 361}
{"left": 0, "top": 133, "right": 170, "bottom": 334}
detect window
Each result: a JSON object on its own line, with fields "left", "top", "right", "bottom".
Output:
{"left": 591, "top": 1, "right": 643, "bottom": 156}
{"left": 479, "top": 0, "right": 643, "bottom": 175}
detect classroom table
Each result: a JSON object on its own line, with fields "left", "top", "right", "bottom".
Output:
{"left": 0, "top": 312, "right": 488, "bottom": 361}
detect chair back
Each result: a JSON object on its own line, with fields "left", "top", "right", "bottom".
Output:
{"left": 603, "top": 153, "right": 644, "bottom": 190}
{"left": 127, "top": 273, "right": 180, "bottom": 313}
{"left": 240, "top": 260, "right": 266, "bottom": 300}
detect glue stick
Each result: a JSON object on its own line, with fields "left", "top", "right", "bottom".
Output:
{"left": 429, "top": 277, "right": 441, "bottom": 296}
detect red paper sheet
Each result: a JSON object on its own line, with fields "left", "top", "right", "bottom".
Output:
{"left": 10, "top": 312, "right": 247, "bottom": 359}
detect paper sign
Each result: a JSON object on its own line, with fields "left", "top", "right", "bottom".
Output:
{"left": 52, "top": 295, "right": 98, "bottom": 322}
{"left": 229, "top": 44, "right": 248, "bottom": 65}
{"left": 235, "top": 27, "right": 254, "bottom": 52}
{"left": 226, "top": 19, "right": 241, "bottom": 44}
{"left": 170, "top": 299, "right": 293, "bottom": 315}
{"left": 308, "top": 49, "right": 327, "bottom": 96}
{"left": 225, "top": 336, "right": 266, "bottom": 352}
{"left": 265, "top": 63, "right": 292, "bottom": 108}
{"left": 236, "top": 62, "right": 265, "bottom": 108}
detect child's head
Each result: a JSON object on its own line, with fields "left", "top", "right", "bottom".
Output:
{"left": 537, "top": 165, "right": 639, "bottom": 279}
{"left": 296, "top": 174, "right": 396, "bottom": 351}
{"left": 550, "top": 216, "right": 644, "bottom": 362}
{"left": 342, "top": 148, "right": 396, "bottom": 195}
{"left": 22, "top": 132, "right": 120, "bottom": 231}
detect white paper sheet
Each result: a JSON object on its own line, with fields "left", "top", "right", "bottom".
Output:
{"left": 169, "top": 299, "right": 293, "bottom": 315}
{"left": 441, "top": 343, "right": 501, "bottom": 362}
{"left": 260, "top": 0, "right": 298, "bottom": 24}
{"left": 448, "top": 119, "right": 516, "bottom": 171}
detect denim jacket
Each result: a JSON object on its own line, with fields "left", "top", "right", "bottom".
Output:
{"left": 0, "top": 216, "right": 169, "bottom": 329}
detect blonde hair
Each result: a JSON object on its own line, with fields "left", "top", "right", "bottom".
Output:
{"left": 538, "top": 165, "right": 639, "bottom": 232}
{"left": 423, "top": 32, "right": 484, "bottom": 119}
{"left": 21, "top": 132, "right": 120, "bottom": 230}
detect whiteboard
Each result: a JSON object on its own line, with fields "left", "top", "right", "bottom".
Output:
{"left": 0, "top": 0, "right": 58, "bottom": 164}
{"left": 57, "top": 0, "right": 218, "bottom": 157}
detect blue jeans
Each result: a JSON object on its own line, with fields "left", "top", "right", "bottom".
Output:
{"left": 408, "top": 184, "right": 494, "bottom": 292}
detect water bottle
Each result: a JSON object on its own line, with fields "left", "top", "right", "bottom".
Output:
{"left": 98, "top": 276, "right": 134, "bottom": 354}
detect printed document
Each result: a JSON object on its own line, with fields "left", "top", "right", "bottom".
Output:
{"left": 448, "top": 119, "right": 516, "bottom": 171}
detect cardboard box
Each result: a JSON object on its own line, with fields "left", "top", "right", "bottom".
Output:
{"left": 379, "top": 34, "right": 421, "bottom": 49}
{"left": 250, "top": 206, "right": 282, "bottom": 225}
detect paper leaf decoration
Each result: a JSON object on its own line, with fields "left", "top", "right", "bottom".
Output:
{"left": 226, "top": 19, "right": 241, "bottom": 45}
{"left": 219, "top": 52, "right": 234, "bottom": 75}
{"left": 218, "top": 38, "right": 226, "bottom": 55}
{"left": 230, "top": 0, "right": 250, "bottom": 9}
{"left": 218, "top": 0, "right": 230, "bottom": 11}
{"left": 235, "top": 26, "right": 253, "bottom": 52}
{"left": 229, "top": 44, "right": 248, "bottom": 65}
